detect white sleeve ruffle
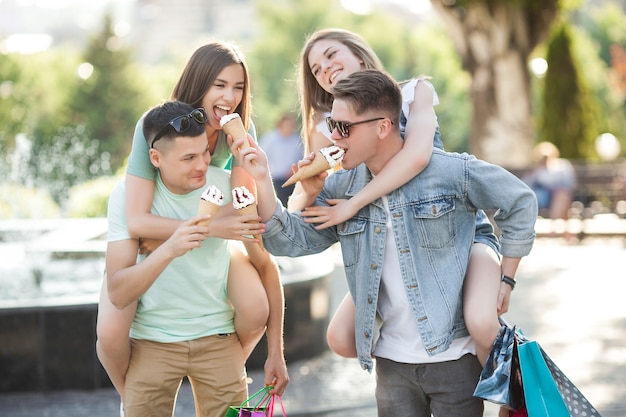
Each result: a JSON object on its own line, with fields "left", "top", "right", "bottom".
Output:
{"left": 401, "top": 78, "right": 439, "bottom": 118}
{"left": 315, "top": 111, "right": 335, "bottom": 143}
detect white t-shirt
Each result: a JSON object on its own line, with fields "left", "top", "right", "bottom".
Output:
{"left": 372, "top": 196, "right": 475, "bottom": 363}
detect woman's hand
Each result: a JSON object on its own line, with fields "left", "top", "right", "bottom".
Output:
{"left": 301, "top": 198, "right": 356, "bottom": 230}
{"left": 496, "top": 283, "right": 512, "bottom": 315}
{"left": 208, "top": 209, "right": 265, "bottom": 242}
{"left": 228, "top": 135, "right": 269, "bottom": 181}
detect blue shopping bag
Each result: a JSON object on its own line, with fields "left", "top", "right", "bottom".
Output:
{"left": 518, "top": 341, "right": 569, "bottom": 417}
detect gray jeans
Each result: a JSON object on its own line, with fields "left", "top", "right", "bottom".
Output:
{"left": 375, "top": 354, "right": 484, "bottom": 417}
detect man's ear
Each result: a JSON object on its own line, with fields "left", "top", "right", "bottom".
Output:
{"left": 149, "top": 148, "right": 161, "bottom": 168}
{"left": 377, "top": 118, "right": 393, "bottom": 139}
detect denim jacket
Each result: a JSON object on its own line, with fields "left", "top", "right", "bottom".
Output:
{"left": 263, "top": 149, "right": 538, "bottom": 371}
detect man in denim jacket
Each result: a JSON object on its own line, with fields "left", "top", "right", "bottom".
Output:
{"left": 231, "top": 69, "right": 538, "bottom": 417}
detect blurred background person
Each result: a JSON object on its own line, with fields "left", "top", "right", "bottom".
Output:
{"left": 523, "top": 141, "right": 576, "bottom": 219}
{"left": 260, "top": 112, "right": 303, "bottom": 206}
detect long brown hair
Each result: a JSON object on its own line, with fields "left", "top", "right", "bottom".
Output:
{"left": 297, "top": 28, "right": 383, "bottom": 153}
{"left": 171, "top": 41, "right": 252, "bottom": 131}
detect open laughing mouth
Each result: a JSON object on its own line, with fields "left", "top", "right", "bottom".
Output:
{"left": 329, "top": 69, "right": 342, "bottom": 85}
{"left": 212, "top": 105, "right": 231, "bottom": 125}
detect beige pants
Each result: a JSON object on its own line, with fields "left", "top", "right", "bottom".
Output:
{"left": 125, "top": 333, "right": 247, "bottom": 417}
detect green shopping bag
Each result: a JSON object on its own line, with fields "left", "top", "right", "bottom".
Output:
{"left": 225, "top": 385, "right": 272, "bottom": 417}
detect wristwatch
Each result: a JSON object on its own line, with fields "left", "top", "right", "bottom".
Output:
{"left": 501, "top": 274, "right": 516, "bottom": 290}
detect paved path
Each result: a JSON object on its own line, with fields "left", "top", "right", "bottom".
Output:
{"left": 1, "top": 238, "right": 624, "bottom": 416}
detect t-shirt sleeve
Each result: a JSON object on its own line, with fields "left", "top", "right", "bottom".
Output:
{"left": 107, "top": 181, "right": 131, "bottom": 242}
{"left": 401, "top": 78, "right": 440, "bottom": 119}
{"left": 126, "top": 115, "right": 157, "bottom": 181}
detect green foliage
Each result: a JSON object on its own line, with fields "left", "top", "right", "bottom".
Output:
{"left": 405, "top": 27, "right": 472, "bottom": 152}
{"left": 576, "top": 2, "right": 626, "bottom": 154}
{"left": 248, "top": 0, "right": 346, "bottom": 134}
{"left": 65, "top": 13, "right": 153, "bottom": 170}
{"left": 65, "top": 175, "right": 120, "bottom": 218}
{"left": 0, "top": 54, "right": 27, "bottom": 145}
{"left": 248, "top": 0, "right": 471, "bottom": 150}
{"left": 0, "top": 49, "right": 80, "bottom": 151}
{"left": 541, "top": 21, "right": 602, "bottom": 159}
{"left": 577, "top": 2, "right": 626, "bottom": 65}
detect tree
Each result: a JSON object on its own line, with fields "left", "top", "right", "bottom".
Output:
{"left": 430, "top": 0, "right": 564, "bottom": 167}
{"left": 0, "top": 49, "right": 79, "bottom": 152}
{"left": 66, "top": 13, "right": 150, "bottom": 170}
{"left": 541, "top": 21, "right": 601, "bottom": 159}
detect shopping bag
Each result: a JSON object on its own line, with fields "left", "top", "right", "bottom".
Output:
{"left": 518, "top": 340, "right": 569, "bottom": 416}
{"left": 225, "top": 386, "right": 272, "bottom": 417}
{"left": 537, "top": 345, "right": 602, "bottom": 417}
{"left": 518, "top": 340, "right": 602, "bottom": 417}
{"left": 266, "top": 393, "right": 286, "bottom": 417}
{"left": 473, "top": 321, "right": 524, "bottom": 410}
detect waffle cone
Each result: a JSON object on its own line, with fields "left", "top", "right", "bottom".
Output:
{"left": 222, "top": 117, "right": 249, "bottom": 148}
{"left": 196, "top": 200, "right": 221, "bottom": 226}
{"left": 282, "top": 151, "right": 331, "bottom": 187}
{"left": 236, "top": 203, "right": 264, "bottom": 249}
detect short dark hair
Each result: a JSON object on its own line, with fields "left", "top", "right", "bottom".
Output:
{"left": 143, "top": 101, "right": 206, "bottom": 147}
{"left": 330, "top": 69, "right": 401, "bottom": 127}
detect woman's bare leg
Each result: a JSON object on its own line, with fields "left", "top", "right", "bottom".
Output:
{"left": 96, "top": 278, "right": 136, "bottom": 402}
{"left": 326, "top": 293, "right": 357, "bottom": 358}
{"left": 228, "top": 243, "right": 269, "bottom": 359}
{"left": 463, "top": 242, "right": 502, "bottom": 366}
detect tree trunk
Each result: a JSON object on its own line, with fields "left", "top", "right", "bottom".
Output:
{"left": 431, "top": 0, "right": 558, "bottom": 168}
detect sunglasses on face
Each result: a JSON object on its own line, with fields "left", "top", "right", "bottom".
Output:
{"left": 325, "top": 116, "right": 388, "bottom": 138}
{"left": 151, "top": 108, "right": 209, "bottom": 148}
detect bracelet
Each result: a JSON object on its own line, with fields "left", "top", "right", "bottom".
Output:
{"left": 501, "top": 274, "right": 516, "bottom": 290}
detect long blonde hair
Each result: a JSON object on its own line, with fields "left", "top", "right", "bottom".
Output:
{"left": 297, "top": 28, "right": 383, "bottom": 153}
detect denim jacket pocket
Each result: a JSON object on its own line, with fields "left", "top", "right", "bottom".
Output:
{"left": 338, "top": 218, "right": 367, "bottom": 267}
{"left": 411, "top": 198, "right": 456, "bottom": 248}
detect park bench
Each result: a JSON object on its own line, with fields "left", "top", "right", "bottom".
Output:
{"left": 505, "top": 159, "right": 626, "bottom": 242}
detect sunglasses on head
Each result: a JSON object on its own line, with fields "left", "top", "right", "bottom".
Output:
{"left": 325, "top": 116, "right": 389, "bottom": 138}
{"left": 151, "top": 108, "right": 209, "bottom": 148}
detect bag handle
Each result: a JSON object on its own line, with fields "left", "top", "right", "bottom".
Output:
{"left": 238, "top": 385, "right": 273, "bottom": 408}
{"left": 267, "top": 394, "right": 286, "bottom": 416}
{"left": 253, "top": 390, "right": 273, "bottom": 412}
{"left": 498, "top": 317, "right": 528, "bottom": 343}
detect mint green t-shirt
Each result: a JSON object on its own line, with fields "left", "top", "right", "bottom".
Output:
{"left": 126, "top": 115, "right": 258, "bottom": 180}
{"left": 107, "top": 166, "right": 234, "bottom": 342}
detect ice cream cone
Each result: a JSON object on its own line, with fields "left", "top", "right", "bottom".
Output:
{"left": 220, "top": 113, "right": 249, "bottom": 148}
{"left": 236, "top": 203, "right": 264, "bottom": 249}
{"left": 197, "top": 200, "right": 221, "bottom": 227}
{"left": 232, "top": 186, "right": 264, "bottom": 249}
{"left": 197, "top": 185, "right": 224, "bottom": 226}
{"left": 282, "top": 151, "right": 331, "bottom": 187}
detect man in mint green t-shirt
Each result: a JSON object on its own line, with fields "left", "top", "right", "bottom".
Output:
{"left": 105, "top": 101, "right": 249, "bottom": 417}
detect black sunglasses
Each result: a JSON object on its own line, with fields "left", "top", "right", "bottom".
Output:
{"left": 151, "top": 108, "right": 209, "bottom": 148}
{"left": 325, "top": 117, "right": 390, "bottom": 138}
